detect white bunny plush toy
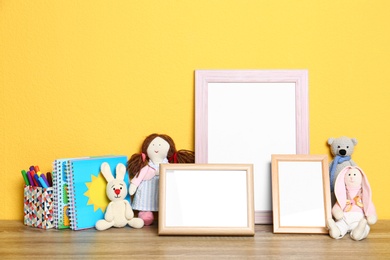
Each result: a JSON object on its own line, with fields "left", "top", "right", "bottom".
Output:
{"left": 327, "top": 166, "right": 377, "bottom": 241}
{"left": 95, "top": 162, "right": 144, "bottom": 231}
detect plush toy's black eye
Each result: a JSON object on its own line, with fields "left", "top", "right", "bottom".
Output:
{"left": 337, "top": 146, "right": 340, "bottom": 148}
{"left": 347, "top": 146, "right": 349, "bottom": 148}
{"left": 112, "top": 188, "right": 115, "bottom": 191}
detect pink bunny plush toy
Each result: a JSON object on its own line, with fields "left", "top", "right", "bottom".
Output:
{"left": 95, "top": 162, "right": 144, "bottom": 231}
{"left": 327, "top": 166, "right": 377, "bottom": 240}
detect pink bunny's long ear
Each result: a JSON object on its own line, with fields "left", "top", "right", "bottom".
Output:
{"left": 357, "top": 166, "right": 376, "bottom": 216}
{"left": 334, "top": 166, "right": 353, "bottom": 209}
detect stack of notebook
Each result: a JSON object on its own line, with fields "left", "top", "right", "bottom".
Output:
{"left": 52, "top": 155, "right": 129, "bottom": 230}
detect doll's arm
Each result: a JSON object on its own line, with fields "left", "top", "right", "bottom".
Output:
{"left": 129, "top": 185, "right": 137, "bottom": 196}
{"left": 129, "top": 166, "right": 153, "bottom": 195}
{"left": 105, "top": 202, "right": 114, "bottom": 222}
{"left": 131, "top": 166, "right": 149, "bottom": 186}
{"left": 332, "top": 203, "right": 344, "bottom": 221}
{"left": 124, "top": 200, "right": 134, "bottom": 220}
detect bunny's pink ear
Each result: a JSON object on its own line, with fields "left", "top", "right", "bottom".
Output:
{"left": 334, "top": 166, "right": 353, "bottom": 209}
{"left": 357, "top": 167, "right": 376, "bottom": 216}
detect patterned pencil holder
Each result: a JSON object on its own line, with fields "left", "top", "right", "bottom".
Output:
{"left": 23, "top": 185, "right": 54, "bottom": 229}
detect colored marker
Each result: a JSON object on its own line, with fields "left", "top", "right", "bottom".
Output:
{"left": 40, "top": 173, "right": 50, "bottom": 187}
{"left": 36, "top": 171, "right": 42, "bottom": 180}
{"left": 46, "top": 172, "right": 53, "bottom": 187}
{"left": 27, "top": 171, "right": 34, "bottom": 186}
{"left": 33, "top": 173, "right": 41, "bottom": 187}
{"left": 34, "top": 166, "right": 40, "bottom": 173}
{"left": 21, "top": 170, "right": 30, "bottom": 186}
{"left": 29, "top": 171, "right": 38, "bottom": 186}
{"left": 29, "top": 166, "right": 35, "bottom": 171}
{"left": 38, "top": 176, "right": 48, "bottom": 188}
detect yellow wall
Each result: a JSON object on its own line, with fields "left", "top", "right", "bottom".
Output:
{"left": 1, "top": 1, "right": 389, "bottom": 220}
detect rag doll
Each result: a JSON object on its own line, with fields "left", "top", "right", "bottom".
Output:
{"left": 127, "top": 133, "right": 195, "bottom": 225}
{"left": 95, "top": 162, "right": 144, "bottom": 231}
{"left": 327, "top": 166, "right": 377, "bottom": 241}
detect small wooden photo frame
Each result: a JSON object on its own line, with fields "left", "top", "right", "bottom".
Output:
{"left": 271, "top": 154, "right": 331, "bottom": 234}
{"left": 158, "top": 164, "right": 255, "bottom": 236}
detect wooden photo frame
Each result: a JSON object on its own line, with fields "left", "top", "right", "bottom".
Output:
{"left": 158, "top": 164, "right": 254, "bottom": 236}
{"left": 271, "top": 154, "right": 331, "bottom": 233}
{"left": 195, "top": 70, "right": 309, "bottom": 224}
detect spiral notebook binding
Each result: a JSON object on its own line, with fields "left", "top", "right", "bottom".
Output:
{"left": 65, "top": 160, "right": 77, "bottom": 230}
{"left": 53, "top": 159, "right": 69, "bottom": 229}
{"left": 52, "top": 161, "right": 59, "bottom": 229}
{"left": 57, "top": 160, "right": 64, "bottom": 229}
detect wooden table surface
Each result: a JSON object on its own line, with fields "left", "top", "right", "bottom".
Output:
{"left": 0, "top": 220, "right": 389, "bottom": 259}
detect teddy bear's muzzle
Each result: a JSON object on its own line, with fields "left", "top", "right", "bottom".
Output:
{"left": 339, "top": 149, "right": 347, "bottom": 156}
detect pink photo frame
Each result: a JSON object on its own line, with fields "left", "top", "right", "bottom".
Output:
{"left": 195, "top": 70, "right": 309, "bottom": 224}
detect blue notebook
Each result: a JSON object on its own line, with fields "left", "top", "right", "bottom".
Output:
{"left": 66, "top": 155, "right": 129, "bottom": 230}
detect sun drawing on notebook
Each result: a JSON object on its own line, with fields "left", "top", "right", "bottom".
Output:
{"left": 84, "top": 173, "right": 110, "bottom": 212}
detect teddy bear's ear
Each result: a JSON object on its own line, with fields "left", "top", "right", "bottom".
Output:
{"left": 351, "top": 138, "right": 358, "bottom": 146}
{"left": 327, "top": 138, "right": 335, "bottom": 145}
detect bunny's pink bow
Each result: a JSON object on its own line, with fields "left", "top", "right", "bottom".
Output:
{"left": 345, "top": 196, "right": 364, "bottom": 212}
